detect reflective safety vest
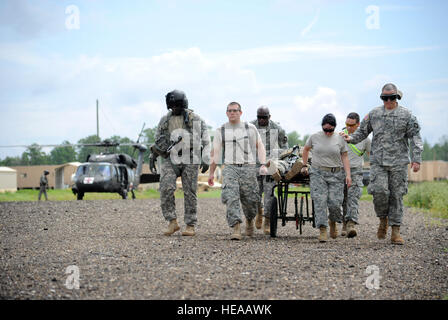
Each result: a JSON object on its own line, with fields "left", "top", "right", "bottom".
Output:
{"left": 344, "top": 129, "right": 364, "bottom": 157}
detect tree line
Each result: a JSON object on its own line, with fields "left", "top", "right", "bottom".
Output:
{"left": 1, "top": 129, "right": 447, "bottom": 166}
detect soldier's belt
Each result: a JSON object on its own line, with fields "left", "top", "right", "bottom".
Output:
{"left": 313, "top": 166, "right": 342, "bottom": 173}
{"left": 227, "top": 163, "right": 256, "bottom": 167}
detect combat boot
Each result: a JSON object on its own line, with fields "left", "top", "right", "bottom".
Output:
{"left": 163, "top": 219, "right": 180, "bottom": 236}
{"left": 329, "top": 220, "right": 338, "bottom": 239}
{"left": 231, "top": 222, "right": 242, "bottom": 240}
{"left": 377, "top": 217, "right": 388, "bottom": 239}
{"left": 341, "top": 221, "right": 347, "bottom": 236}
{"left": 346, "top": 221, "right": 357, "bottom": 238}
{"left": 255, "top": 207, "right": 263, "bottom": 229}
{"left": 263, "top": 217, "right": 270, "bottom": 235}
{"left": 391, "top": 226, "right": 404, "bottom": 245}
{"left": 319, "top": 227, "right": 328, "bottom": 242}
{"left": 181, "top": 225, "right": 196, "bottom": 236}
{"left": 285, "top": 161, "right": 303, "bottom": 180}
{"left": 246, "top": 218, "right": 254, "bottom": 237}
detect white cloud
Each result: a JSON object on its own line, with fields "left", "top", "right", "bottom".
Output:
{"left": 271, "top": 87, "right": 353, "bottom": 137}
{"left": 212, "top": 42, "right": 437, "bottom": 67}
{"left": 301, "top": 9, "right": 320, "bottom": 37}
{"left": 0, "top": 42, "right": 443, "bottom": 158}
{"left": 412, "top": 91, "right": 448, "bottom": 145}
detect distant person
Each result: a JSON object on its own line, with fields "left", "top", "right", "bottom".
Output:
{"left": 341, "top": 112, "right": 371, "bottom": 238}
{"left": 341, "top": 83, "right": 423, "bottom": 245}
{"left": 208, "top": 102, "right": 267, "bottom": 240}
{"left": 250, "top": 106, "right": 288, "bottom": 234}
{"left": 38, "top": 170, "right": 50, "bottom": 201}
{"left": 301, "top": 114, "right": 351, "bottom": 242}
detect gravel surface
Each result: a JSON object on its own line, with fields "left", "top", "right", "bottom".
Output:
{"left": 1, "top": 198, "right": 447, "bottom": 300}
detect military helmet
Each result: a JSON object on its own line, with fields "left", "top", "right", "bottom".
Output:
{"left": 44, "top": 170, "right": 49, "bottom": 175}
{"left": 165, "top": 90, "right": 188, "bottom": 110}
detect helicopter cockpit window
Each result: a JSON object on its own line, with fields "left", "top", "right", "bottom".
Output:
{"left": 75, "top": 164, "right": 112, "bottom": 178}
{"left": 76, "top": 165, "right": 87, "bottom": 176}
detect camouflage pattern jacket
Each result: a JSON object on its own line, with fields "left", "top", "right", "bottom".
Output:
{"left": 250, "top": 119, "right": 288, "bottom": 161}
{"left": 155, "top": 109, "right": 210, "bottom": 165}
{"left": 350, "top": 105, "right": 423, "bottom": 166}
{"left": 40, "top": 175, "right": 48, "bottom": 188}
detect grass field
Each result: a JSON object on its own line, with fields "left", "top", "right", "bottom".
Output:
{"left": 1, "top": 182, "right": 446, "bottom": 220}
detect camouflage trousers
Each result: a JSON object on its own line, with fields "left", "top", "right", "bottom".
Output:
{"left": 257, "top": 175, "right": 276, "bottom": 218}
{"left": 222, "top": 165, "right": 260, "bottom": 227}
{"left": 342, "top": 167, "right": 364, "bottom": 224}
{"left": 368, "top": 164, "right": 408, "bottom": 226}
{"left": 309, "top": 166, "right": 345, "bottom": 228}
{"left": 38, "top": 187, "right": 48, "bottom": 201}
{"left": 159, "top": 161, "right": 199, "bottom": 226}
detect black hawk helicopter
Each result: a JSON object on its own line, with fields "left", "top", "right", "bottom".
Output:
{"left": 0, "top": 124, "right": 166, "bottom": 200}
{"left": 71, "top": 138, "right": 155, "bottom": 200}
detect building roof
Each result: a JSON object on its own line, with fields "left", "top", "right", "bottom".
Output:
{"left": 0, "top": 167, "right": 17, "bottom": 173}
{"left": 55, "top": 162, "right": 82, "bottom": 169}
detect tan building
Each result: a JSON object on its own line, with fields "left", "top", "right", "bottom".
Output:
{"left": 12, "top": 165, "right": 59, "bottom": 189}
{"left": 55, "top": 162, "right": 81, "bottom": 189}
{"left": 0, "top": 167, "right": 17, "bottom": 193}
{"left": 408, "top": 160, "right": 448, "bottom": 182}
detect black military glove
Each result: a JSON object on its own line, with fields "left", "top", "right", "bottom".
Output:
{"left": 149, "top": 154, "right": 157, "bottom": 174}
{"left": 200, "top": 163, "right": 209, "bottom": 173}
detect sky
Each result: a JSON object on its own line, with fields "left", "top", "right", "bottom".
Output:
{"left": 1, "top": 0, "right": 448, "bottom": 158}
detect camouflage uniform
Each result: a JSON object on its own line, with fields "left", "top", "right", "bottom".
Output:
{"left": 214, "top": 122, "right": 262, "bottom": 227}
{"left": 309, "top": 167, "right": 345, "bottom": 228}
{"left": 155, "top": 109, "right": 210, "bottom": 226}
{"left": 250, "top": 119, "right": 288, "bottom": 218}
{"left": 350, "top": 105, "right": 423, "bottom": 226}
{"left": 38, "top": 173, "right": 48, "bottom": 201}
{"left": 306, "top": 132, "right": 348, "bottom": 228}
{"left": 222, "top": 165, "right": 259, "bottom": 227}
{"left": 342, "top": 131, "right": 371, "bottom": 224}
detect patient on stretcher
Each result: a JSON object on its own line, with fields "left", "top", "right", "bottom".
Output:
{"left": 266, "top": 145, "right": 312, "bottom": 182}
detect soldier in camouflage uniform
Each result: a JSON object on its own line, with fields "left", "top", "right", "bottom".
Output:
{"left": 38, "top": 170, "right": 50, "bottom": 201}
{"left": 150, "top": 90, "right": 210, "bottom": 237}
{"left": 250, "top": 106, "right": 288, "bottom": 234}
{"left": 341, "top": 112, "right": 371, "bottom": 238}
{"left": 208, "top": 102, "right": 267, "bottom": 240}
{"left": 342, "top": 84, "right": 423, "bottom": 245}
{"left": 301, "top": 114, "right": 352, "bottom": 242}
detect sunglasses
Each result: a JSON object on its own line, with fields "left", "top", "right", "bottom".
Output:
{"left": 322, "top": 127, "right": 335, "bottom": 132}
{"left": 380, "top": 95, "right": 398, "bottom": 102}
{"left": 345, "top": 123, "right": 358, "bottom": 127}
{"left": 257, "top": 115, "right": 269, "bottom": 119}
{"left": 227, "top": 109, "right": 241, "bottom": 113}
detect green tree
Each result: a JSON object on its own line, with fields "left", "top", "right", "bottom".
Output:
{"left": 21, "top": 143, "right": 50, "bottom": 165}
{"left": 422, "top": 139, "right": 434, "bottom": 161}
{"left": 108, "top": 135, "right": 135, "bottom": 156}
{"left": 0, "top": 156, "right": 22, "bottom": 166}
{"left": 50, "top": 141, "right": 77, "bottom": 164}
{"left": 77, "top": 135, "right": 102, "bottom": 162}
{"left": 433, "top": 135, "right": 448, "bottom": 161}
{"left": 143, "top": 126, "right": 157, "bottom": 145}
{"left": 287, "top": 131, "right": 309, "bottom": 148}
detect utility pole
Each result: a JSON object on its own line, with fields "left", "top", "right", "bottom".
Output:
{"left": 96, "top": 99, "right": 99, "bottom": 139}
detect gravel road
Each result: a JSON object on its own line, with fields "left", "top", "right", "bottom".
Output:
{"left": 1, "top": 198, "right": 447, "bottom": 300}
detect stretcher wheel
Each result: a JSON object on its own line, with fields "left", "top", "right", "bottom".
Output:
{"left": 270, "top": 196, "right": 278, "bottom": 237}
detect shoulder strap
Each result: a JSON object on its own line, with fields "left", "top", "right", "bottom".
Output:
{"left": 344, "top": 129, "right": 364, "bottom": 156}
{"left": 221, "top": 125, "right": 225, "bottom": 164}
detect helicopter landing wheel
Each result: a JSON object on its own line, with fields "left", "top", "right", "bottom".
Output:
{"left": 77, "top": 192, "right": 84, "bottom": 200}
{"left": 120, "top": 189, "right": 128, "bottom": 200}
